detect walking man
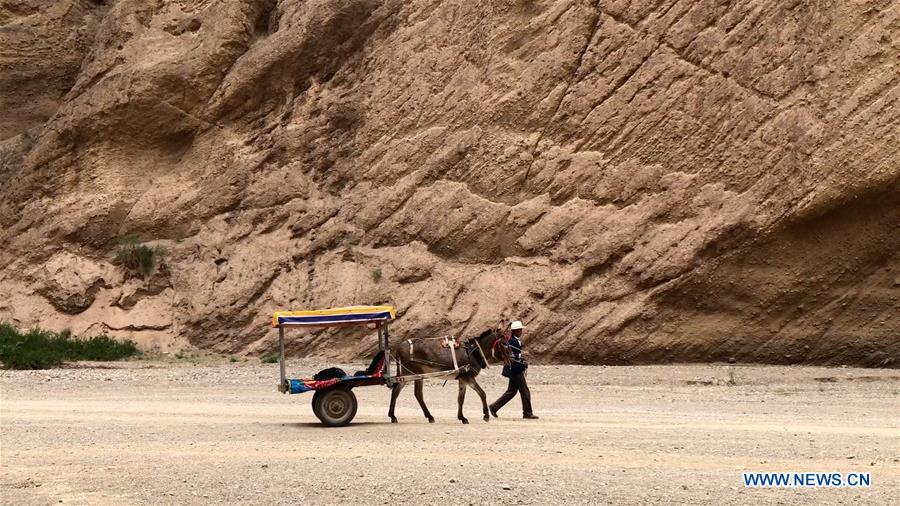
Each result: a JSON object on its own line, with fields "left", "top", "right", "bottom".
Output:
{"left": 489, "top": 320, "right": 539, "bottom": 419}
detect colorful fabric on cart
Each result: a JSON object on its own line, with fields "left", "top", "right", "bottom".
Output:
{"left": 288, "top": 352, "right": 386, "bottom": 394}
{"left": 289, "top": 377, "right": 341, "bottom": 393}
{"left": 288, "top": 370, "right": 383, "bottom": 394}
{"left": 272, "top": 306, "right": 395, "bottom": 327}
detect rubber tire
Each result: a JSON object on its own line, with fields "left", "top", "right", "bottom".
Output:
{"left": 313, "top": 387, "right": 357, "bottom": 427}
{"left": 311, "top": 390, "right": 325, "bottom": 420}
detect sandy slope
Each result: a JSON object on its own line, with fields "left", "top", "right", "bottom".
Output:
{"left": 1, "top": 361, "right": 897, "bottom": 505}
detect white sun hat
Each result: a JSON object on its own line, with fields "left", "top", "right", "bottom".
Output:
{"left": 510, "top": 320, "right": 526, "bottom": 330}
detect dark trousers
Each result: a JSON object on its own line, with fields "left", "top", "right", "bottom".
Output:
{"left": 490, "top": 372, "right": 533, "bottom": 416}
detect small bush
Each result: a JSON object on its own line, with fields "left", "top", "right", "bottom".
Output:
{"left": 372, "top": 267, "right": 382, "bottom": 283}
{"left": 726, "top": 368, "right": 737, "bottom": 386}
{"left": 0, "top": 323, "right": 139, "bottom": 370}
{"left": 261, "top": 352, "right": 279, "bottom": 364}
{"left": 21, "top": 130, "right": 34, "bottom": 152}
{"left": 116, "top": 234, "right": 164, "bottom": 277}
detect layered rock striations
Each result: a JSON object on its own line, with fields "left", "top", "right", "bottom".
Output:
{"left": 1, "top": 0, "right": 897, "bottom": 365}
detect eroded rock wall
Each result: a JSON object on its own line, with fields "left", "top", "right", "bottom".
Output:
{"left": 1, "top": 0, "right": 898, "bottom": 365}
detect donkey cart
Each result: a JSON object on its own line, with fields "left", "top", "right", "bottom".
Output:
{"left": 273, "top": 305, "right": 469, "bottom": 427}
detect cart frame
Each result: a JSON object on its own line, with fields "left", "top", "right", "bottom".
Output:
{"left": 272, "top": 306, "right": 463, "bottom": 425}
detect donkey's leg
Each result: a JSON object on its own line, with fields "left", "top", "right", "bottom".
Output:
{"left": 388, "top": 383, "right": 405, "bottom": 423}
{"left": 457, "top": 380, "right": 469, "bottom": 424}
{"left": 413, "top": 379, "right": 435, "bottom": 423}
{"left": 467, "top": 378, "right": 490, "bottom": 422}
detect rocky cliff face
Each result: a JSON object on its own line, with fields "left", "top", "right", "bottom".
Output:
{"left": 1, "top": 0, "right": 898, "bottom": 366}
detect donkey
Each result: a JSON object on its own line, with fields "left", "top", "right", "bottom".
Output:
{"left": 388, "top": 327, "right": 511, "bottom": 424}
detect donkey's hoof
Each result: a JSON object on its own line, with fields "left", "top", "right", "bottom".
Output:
{"left": 390, "top": 417, "right": 398, "bottom": 424}
{"left": 427, "top": 417, "right": 435, "bottom": 423}
{"left": 459, "top": 418, "right": 469, "bottom": 424}
{"left": 483, "top": 415, "right": 490, "bottom": 422}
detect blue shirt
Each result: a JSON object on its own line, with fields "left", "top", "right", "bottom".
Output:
{"left": 503, "top": 335, "right": 528, "bottom": 376}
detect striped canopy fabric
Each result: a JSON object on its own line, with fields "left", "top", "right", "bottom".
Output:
{"left": 272, "top": 306, "right": 395, "bottom": 328}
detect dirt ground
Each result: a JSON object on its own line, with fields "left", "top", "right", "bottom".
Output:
{"left": 1, "top": 360, "right": 898, "bottom": 505}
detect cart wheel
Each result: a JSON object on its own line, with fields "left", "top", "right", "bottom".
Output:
{"left": 314, "top": 387, "right": 357, "bottom": 427}
{"left": 311, "top": 390, "right": 325, "bottom": 419}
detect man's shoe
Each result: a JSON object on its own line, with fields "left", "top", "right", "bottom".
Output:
{"left": 489, "top": 406, "right": 498, "bottom": 418}
{"left": 523, "top": 414, "right": 540, "bottom": 419}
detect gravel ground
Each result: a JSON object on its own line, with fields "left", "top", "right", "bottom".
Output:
{"left": 1, "top": 360, "right": 898, "bottom": 505}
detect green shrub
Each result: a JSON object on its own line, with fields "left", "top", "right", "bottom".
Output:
{"left": 21, "top": 130, "right": 34, "bottom": 152}
{"left": 116, "top": 234, "right": 164, "bottom": 277}
{"left": 0, "top": 323, "right": 139, "bottom": 370}
{"left": 261, "top": 352, "right": 279, "bottom": 364}
{"left": 372, "top": 267, "right": 382, "bottom": 283}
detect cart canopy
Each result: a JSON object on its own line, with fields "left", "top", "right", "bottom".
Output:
{"left": 272, "top": 305, "right": 396, "bottom": 328}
